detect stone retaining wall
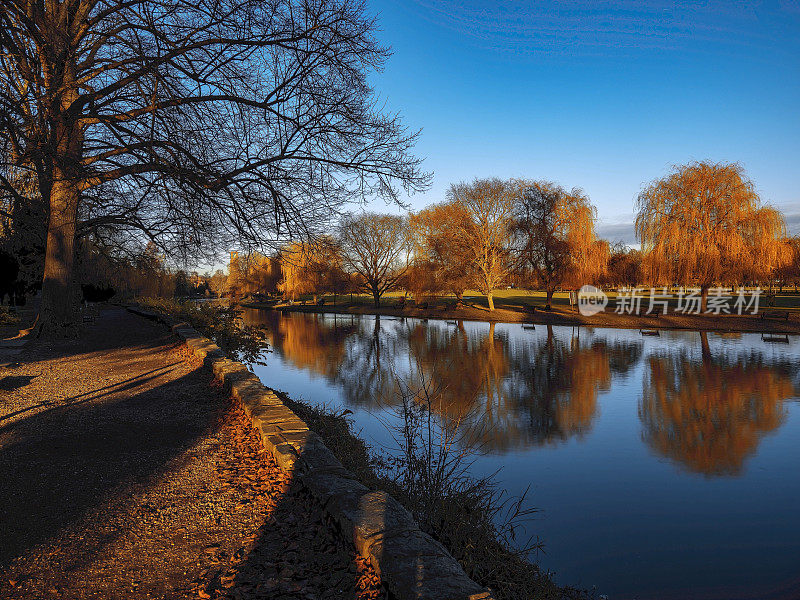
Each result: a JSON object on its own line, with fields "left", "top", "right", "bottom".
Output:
{"left": 126, "top": 306, "right": 494, "bottom": 600}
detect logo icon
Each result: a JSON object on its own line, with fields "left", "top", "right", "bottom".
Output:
{"left": 578, "top": 285, "right": 608, "bottom": 316}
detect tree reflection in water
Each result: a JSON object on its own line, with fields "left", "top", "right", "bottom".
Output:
{"left": 639, "top": 331, "right": 797, "bottom": 476}
{"left": 249, "top": 312, "right": 646, "bottom": 452}
{"left": 253, "top": 310, "right": 358, "bottom": 380}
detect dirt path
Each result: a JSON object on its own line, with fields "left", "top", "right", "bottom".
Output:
{"left": 0, "top": 307, "right": 385, "bottom": 600}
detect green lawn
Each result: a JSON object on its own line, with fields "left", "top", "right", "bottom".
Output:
{"left": 295, "top": 288, "right": 800, "bottom": 313}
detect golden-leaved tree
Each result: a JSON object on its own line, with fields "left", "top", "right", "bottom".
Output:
{"left": 635, "top": 161, "right": 790, "bottom": 310}
{"left": 408, "top": 202, "right": 474, "bottom": 303}
{"left": 278, "top": 238, "right": 343, "bottom": 303}
{"left": 446, "top": 178, "right": 518, "bottom": 311}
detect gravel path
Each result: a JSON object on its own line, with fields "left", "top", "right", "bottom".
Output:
{"left": 0, "top": 307, "right": 386, "bottom": 599}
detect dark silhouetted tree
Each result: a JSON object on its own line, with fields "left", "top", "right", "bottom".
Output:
{"left": 0, "top": 0, "right": 429, "bottom": 334}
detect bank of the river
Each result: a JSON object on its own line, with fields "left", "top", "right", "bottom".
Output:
{"left": 244, "top": 307, "right": 800, "bottom": 598}
{"left": 241, "top": 299, "right": 800, "bottom": 334}
{"left": 136, "top": 298, "right": 592, "bottom": 600}
{"left": 0, "top": 307, "right": 385, "bottom": 600}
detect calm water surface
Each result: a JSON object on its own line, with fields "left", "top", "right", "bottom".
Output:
{"left": 241, "top": 309, "right": 800, "bottom": 600}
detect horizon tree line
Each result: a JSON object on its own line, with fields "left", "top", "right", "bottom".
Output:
{"left": 4, "top": 159, "right": 788, "bottom": 311}
{"left": 224, "top": 161, "right": 796, "bottom": 311}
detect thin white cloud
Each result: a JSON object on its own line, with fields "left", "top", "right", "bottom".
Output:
{"left": 404, "top": 0, "right": 799, "bottom": 58}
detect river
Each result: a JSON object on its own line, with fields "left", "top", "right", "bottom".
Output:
{"left": 241, "top": 309, "right": 800, "bottom": 599}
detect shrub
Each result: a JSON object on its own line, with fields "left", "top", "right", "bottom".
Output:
{"left": 136, "top": 297, "right": 268, "bottom": 364}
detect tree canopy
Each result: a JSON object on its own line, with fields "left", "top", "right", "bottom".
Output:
{"left": 446, "top": 178, "right": 518, "bottom": 311}
{"left": 409, "top": 202, "right": 474, "bottom": 302}
{"left": 0, "top": 0, "right": 429, "bottom": 332}
{"left": 635, "top": 161, "right": 789, "bottom": 308}
{"left": 339, "top": 212, "right": 408, "bottom": 307}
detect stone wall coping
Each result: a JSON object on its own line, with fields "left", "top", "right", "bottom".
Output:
{"left": 124, "top": 304, "right": 493, "bottom": 600}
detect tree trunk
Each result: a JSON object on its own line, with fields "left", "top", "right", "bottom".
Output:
{"left": 38, "top": 66, "right": 84, "bottom": 336}
{"left": 454, "top": 290, "right": 464, "bottom": 308}
{"left": 700, "top": 330, "right": 711, "bottom": 361}
{"left": 373, "top": 291, "right": 380, "bottom": 308}
{"left": 700, "top": 284, "right": 710, "bottom": 313}
{"left": 487, "top": 291, "right": 495, "bottom": 312}
{"left": 545, "top": 288, "right": 554, "bottom": 310}
{"left": 37, "top": 175, "right": 80, "bottom": 336}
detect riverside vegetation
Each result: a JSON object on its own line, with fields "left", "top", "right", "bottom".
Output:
{"left": 136, "top": 298, "right": 268, "bottom": 365}
{"left": 141, "top": 298, "right": 592, "bottom": 600}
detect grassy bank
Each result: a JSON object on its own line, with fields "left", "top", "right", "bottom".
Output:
{"left": 242, "top": 289, "right": 800, "bottom": 334}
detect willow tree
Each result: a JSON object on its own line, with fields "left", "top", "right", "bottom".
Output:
{"left": 278, "top": 237, "right": 342, "bottom": 303}
{"left": 635, "top": 162, "right": 789, "bottom": 310}
{"left": 0, "top": 0, "right": 428, "bottom": 334}
{"left": 244, "top": 253, "right": 282, "bottom": 297}
{"left": 776, "top": 236, "right": 800, "bottom": 292}
{"left": 512, "top": 181, "right": 608, "bottom": 309}
{"left": 446, "top": 178, "right": 518, "bottom": 311}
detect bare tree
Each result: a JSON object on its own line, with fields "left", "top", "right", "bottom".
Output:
{"left": 512, "top": 181, "right": 606, "bottom": 309}
{"left": 0, "top": 0, "right": 429, "bottom": 333}
{"left": 446, "top": 178, "right": 517, "bottom": 311}
{"left": 339, "top": 212, "right": 407, "bottom": 307}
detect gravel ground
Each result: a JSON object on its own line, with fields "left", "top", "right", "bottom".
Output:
{"left": 0, "top": 307, "right": 386, "bottom": 599}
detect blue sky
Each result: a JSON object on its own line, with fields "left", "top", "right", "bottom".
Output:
{"left": 364, "top": 0, "right": 800, "bottom": 243}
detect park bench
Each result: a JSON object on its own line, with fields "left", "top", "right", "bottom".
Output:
{"left": 634, "top": 308, "right": 661, "bottom": 318}
{"left": 760, "top": 310, "right": 790, "bottom": 321}
{"left": 761, "top": 333, "right": 790, "bottom": 343}
{"left": 82, "top": 303, "right": 100, "bottom": 322}
{"left": 317, "top": 298, "right": 325, "bottom": 306}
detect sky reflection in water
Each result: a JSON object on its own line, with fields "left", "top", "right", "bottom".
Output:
{"left": 242, "top": 309, "right": 800, "bottom": 600}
